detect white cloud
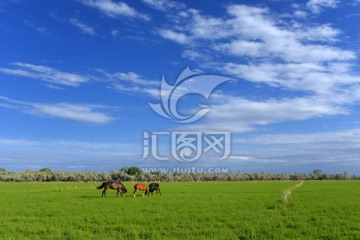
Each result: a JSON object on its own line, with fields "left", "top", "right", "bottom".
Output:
{"left": 233, "top": 128, "right": 360, "bottom": 165}
{"left": 23, "top": 20, "right": 49, "bottom": 35}
{"left": 33, "top": 103, "right": 113, "bottom": 124}
{"left": 157, "top": 9, "right": 231, "bottom": 44}
{"left": 293, "top": 10, "right": 308, "bottom": 18}
{"left": 0, "top": 62, "right": 89, "bottom": 87}
{"left": 187, "top": 10, "right": 231, "bottom": 40}
{"left": 0, "top": 138, "right": 134, "bottom": 154}
{"left": 69, "top": 18, "right": 95, "bottom": 35}
{"left": 111, "top": 30, "right": 119, "bottom": 37}
{"left": 157, "top": 5, "right": 354, "bottom": 63}
{"left": 228, "top": 156, "right": 251, "bottom": 161}
{"left": 111, "top": 83, "right": 159, "bottom": 97}
{"left": 141, "top": 0, "right": 184, "bottom": 11}
{"left": 191, "top": 95, "right": 346, "bottom": 132}
{"left": 223, "top": 62, "right": 360, "bottom": 94}
{"left": 182, "top": 49, "right": 210, "bottom": 61}
{"left": 295, "top": 24, "right": 341, "bottom": 42}
{"left": 154, "top": 4, "right": 360, "bottom": 117}
{"left": 221, "top": 5, "right": 354, "bottom": 63}
{"left": 217, "top": 40, "right": 265, "bottom": 58}
{"left": 0, "top": 138, "right": 140, "bottom": 171}
{"left": 307, "top": 0, "right": 339, "bottom": 13}
{"left": 158, "top": 29, "right": 189, "bottom": 44}
{"left": 222, "top": 39, "right": 353, "bottom": 63}
{"left": 98, "top": 69, "right": 159, "bottom": 96}
{"left": 237, "top": 129, "right": 360, "bottom": 146}
{"left": 0, "top": 96, "right": 114, "bottom": 124}
{"left": 79, "top": 0, "right": 150, "bottom": 20}
{"left": 113, "top": 71, "right": 158, "bottom": 86}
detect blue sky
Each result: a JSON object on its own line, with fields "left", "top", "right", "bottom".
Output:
{"left": 1, "top": 0, "right": 360, "bottom": 173}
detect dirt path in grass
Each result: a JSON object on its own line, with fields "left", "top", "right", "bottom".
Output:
{"left": 281, "top": 181, "right": 304, "bottom": 205}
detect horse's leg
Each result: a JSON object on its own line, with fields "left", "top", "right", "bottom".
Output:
{"left": 102, "top": 188, "right": 106, "bottom": 198}
{"left": 133, "top": 189, "right": 136, "bottom": 197}
{"left": 158, "top": 189, "right": 161, "bottom": 195}
{"left": 116, "top": 189, "right": 119, "bottom": 198}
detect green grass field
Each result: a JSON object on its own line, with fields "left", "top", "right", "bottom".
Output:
{"left": 0, "top": 181, "right": 359, "bottom": 239}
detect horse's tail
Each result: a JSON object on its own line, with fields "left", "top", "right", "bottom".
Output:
{"left": 97, "top": 182, "right": 105, "bottom": 189}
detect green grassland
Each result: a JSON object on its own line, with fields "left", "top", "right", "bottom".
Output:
{"left": 0, "top": 181, "right": 359, "bottom": 239}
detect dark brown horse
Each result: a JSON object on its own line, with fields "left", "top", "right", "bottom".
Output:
{"left": 147, "top": 183, "right": 161, "bottom": 196}
{"left": 97, "top": 181, "right": 127, "bottom": 198}
{"left": 133, "top": 183, "right": 147, "bottom": 197}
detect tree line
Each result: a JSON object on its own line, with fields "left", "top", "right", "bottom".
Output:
{"left": 0, "top": 167, "right": 358, "bottom": 182}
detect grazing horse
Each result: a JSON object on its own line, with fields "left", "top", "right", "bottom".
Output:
{"left": 133, "top": 183, "right": 147, "bottom": 197}
{"left": 97, "top": 181, "right": 127, "bottom": 198}
{"left": 148, "top": 183, "right": 161, "bottom": 196}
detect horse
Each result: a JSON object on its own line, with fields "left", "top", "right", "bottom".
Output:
{"left": 133, "top": 183, "right": 148, "bottom": 197}
{"left": 147, "top": 183, "right": 161, "bottom": 196}
{"left": 97, "top": 180, "right": 127, "bottom": 198}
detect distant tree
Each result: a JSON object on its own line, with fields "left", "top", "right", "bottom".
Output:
{"left": 125, "top": 166, "right": 142, "bottom": 176}
{"left": 310, "top": 173, "right": 319, "bottom": 180}
{"left": 40, "top": 168, "right": 52, "bottom": 172}
{"left": 36, "top": 171, "right": 49, "bottom": 181}
{"left": 312, "top": 169, "right": 325, "bottom": 180}
{"left": 110, "top": 170, "right": 119, "bottom": 180}
{"left": 24, "top": 169, "right": 36, "bottom": 181}
{"left": 150, "top": 171, "right": 161, "bottom": 177}
{"left": 181, "top": 174, "right": 194, "bottom": 182}
{"left": 351, "top": 174, "right": 360, "bottom": 180}
{"left": 54, "top": 170, "right": 66, "bottom": 181}
{"left": 160, "top": 174, "right": 174, "bottom": 182}
{"left": 290, "top": 173, "right": 300, "bottom": 180}
{"left": 173, "top": 174, "right": 183, "bottom": 182}
{"left": 100, "top": 172, "right": 112, "bottom": 181}
{"left": 189, "top": 173, "right": 199, "bottom": 182}
{"left": 118, "top": 170, "right": 131, "bottom": 181}
{"left": 144, "top": 172, "right": 157, "bottom": 182}
{"left": 66, "top": 174, "right": 76, "bottom": 182}
{"left": 0, "top": 167, "right": 358, "bottom": 182}
{"left": 136, "top": 173, "right": 147, "bottom": 182}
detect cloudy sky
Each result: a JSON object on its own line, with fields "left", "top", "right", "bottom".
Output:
{"left": 1, "top": 0, "right": 360, "bottom": 173}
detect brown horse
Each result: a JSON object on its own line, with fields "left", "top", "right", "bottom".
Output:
{"left": 97, "top": 180, "right": 127, "bottom": 198}
{"left": 133, "top": 183, "right": 147, "bottom": 197}
{"left": 147, "top": 183, "right": 161, "bottom": 196}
